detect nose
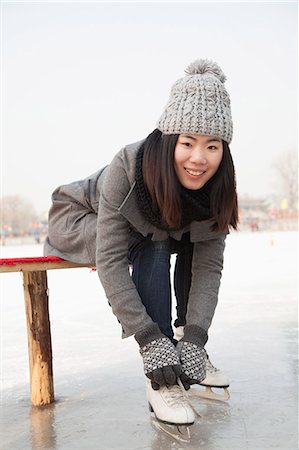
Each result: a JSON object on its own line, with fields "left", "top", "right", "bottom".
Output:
{"left": 189, "top": 147, "right": 207, "bottom": 165}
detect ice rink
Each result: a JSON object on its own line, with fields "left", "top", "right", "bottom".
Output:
{"left": 1, "top": 231, "right": 298, "bottom": 450}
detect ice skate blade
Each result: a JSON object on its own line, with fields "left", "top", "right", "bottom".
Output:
{"left": 191, "top": 386, "right": 230, "bottom": 402}
{"left": 151, "top": 417, "right": 191, "bottom": 443}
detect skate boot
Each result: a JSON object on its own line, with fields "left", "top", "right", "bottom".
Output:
{"left": 191, "top": 350, "right": 230, "bottom": 401}
{"left": 174, "top": 325, "right": 185, "bottom": 341}
{"left": 146, "top": 379, "right": 195, "bottom": 425}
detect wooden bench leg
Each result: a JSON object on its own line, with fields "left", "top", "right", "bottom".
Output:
{"left": 23, "top": 270, "right": 54, "bottom": 406}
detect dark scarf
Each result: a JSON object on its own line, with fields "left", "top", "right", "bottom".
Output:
{"left": 135, "top": 145, "right": 213, "bottom": 231}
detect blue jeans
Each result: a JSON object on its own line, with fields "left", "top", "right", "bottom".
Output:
{"left": 128, "top": 231, "right": 194, "bottom": 341}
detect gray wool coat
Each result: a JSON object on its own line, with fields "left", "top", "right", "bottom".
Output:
{"left": 44, "top": 139, "right": 228, "bottom": 338}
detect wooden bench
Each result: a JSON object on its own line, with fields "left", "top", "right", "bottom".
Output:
{"left": 0, "top": 256, "right": 94, "bottom": 406}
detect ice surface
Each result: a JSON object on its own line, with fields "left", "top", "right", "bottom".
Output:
{"left": 1, "top": 231, "right": 298, "bottom": 449}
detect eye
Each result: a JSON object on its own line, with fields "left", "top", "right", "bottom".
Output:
{"left": 182, "top": 142, "right": 192, "bottom": 148}
{"left": 208, "top": 145, "right": 218, "bottom": 150}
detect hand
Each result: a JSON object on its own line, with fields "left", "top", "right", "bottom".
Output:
{"left": 139, "top": 336, "right": 183, "bottom": 389}
{"left": 176, "top": 324, "right": 208, "bottom": 388}
{"left": 135, "top": 323, "right": 182, "bottom": 390}
{"left": 176, "top": 340, "right": 206, "bottom": 387}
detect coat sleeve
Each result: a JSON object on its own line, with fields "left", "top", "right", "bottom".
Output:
{"left": 186, "top": 235, "right": 226, "bottom": 332}
{"left": 96, "top": 149, "right": 154, "bottom": 338}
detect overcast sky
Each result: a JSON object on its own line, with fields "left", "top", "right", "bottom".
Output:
{"left": 1, "top": 1, "right": 298, "bottom": 215}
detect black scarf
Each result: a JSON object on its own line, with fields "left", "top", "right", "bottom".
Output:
{"left": 135, "top": 145, "right": 213, "bottom": 231}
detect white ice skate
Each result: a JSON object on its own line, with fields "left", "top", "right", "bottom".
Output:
{"left": 191, "top": 351, "right": 230, "bottom": 402}
{"left": 174, "top": 326, "right": 230, "bottom": 402}
{"left": 147, "top": 379, "right": 196, "bottom": 443}
{"left": 146, "top": 379, "right": 195, "bottom": 425}
{"left": 174, "top": 325, "right": 185, "bottom": 341}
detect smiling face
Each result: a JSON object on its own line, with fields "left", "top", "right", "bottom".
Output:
{"left": 174, "top": 133, "right": 223, "bottom": 190}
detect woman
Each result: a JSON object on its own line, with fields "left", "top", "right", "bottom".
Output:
{"left": 44, "top": 59, "right": 238, "bottom": 426}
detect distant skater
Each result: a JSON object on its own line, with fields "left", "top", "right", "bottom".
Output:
{"left": 44, "top": 59, "right": 238, "bottom": 425}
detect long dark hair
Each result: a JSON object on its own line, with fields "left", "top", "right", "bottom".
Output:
{"left": 142, "top": 128, "right": 238, "bottom": 232}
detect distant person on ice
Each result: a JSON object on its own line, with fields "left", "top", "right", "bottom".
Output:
{"left": 44, "top": 59, "right": 238, "bottom": 426}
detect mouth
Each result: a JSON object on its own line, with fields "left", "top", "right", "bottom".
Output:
{"left": 184, "top": 168, "right": 206, "bottom": 177}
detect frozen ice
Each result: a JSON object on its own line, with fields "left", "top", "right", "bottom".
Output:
{"left": 1, "top": 231, "right": 298, "bottom": 449}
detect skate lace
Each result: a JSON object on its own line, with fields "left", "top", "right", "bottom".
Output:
{"left": 204, "top": 351, "right": 219, "bottom": 374}
{"left": 177, "top": 379, "right": 202, "bottom": 418}
{"left": 163, "top": 385, "right": 191, "bottom": 408}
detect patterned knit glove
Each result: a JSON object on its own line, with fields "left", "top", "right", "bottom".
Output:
{"left": 176, "top": 325, "right": 208, "bottom": 387}
{"left": 135, "top": 324, "right": 182, "bottom": 390}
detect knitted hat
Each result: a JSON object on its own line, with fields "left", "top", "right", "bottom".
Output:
{"left": 157, "top": 59, "right": 233, "bottom": 144}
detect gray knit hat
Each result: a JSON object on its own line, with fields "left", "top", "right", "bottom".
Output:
{"left": 157, "top": 59, "right": 233, "bottom": 144}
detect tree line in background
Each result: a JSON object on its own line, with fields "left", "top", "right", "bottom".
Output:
{"left": 0, "top": 195, "right": 47, "bottom": 239}
{"left": 271, "top": 150, "right": 298, "bottom": 212}
{"left": 238, "top": 150, "right": 298, "bottom": 232}
{"left": 1, "top": 151, "right": 298, "bottom": 237}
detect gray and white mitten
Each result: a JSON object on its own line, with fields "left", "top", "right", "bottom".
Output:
{"left": 176, "top": 325, "right": 208, "bottom": 387}
{"left": 135, "top": 324, "right": 182, "bottom": 390}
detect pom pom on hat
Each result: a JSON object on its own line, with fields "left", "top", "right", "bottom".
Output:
{"left": 185, "top": 58, "right": 227, "bottom": 84}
